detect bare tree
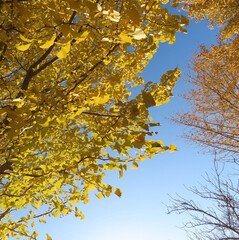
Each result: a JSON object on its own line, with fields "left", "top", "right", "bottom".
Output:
{"left": 167, "top": 162, "right": 239, "bottom": 240}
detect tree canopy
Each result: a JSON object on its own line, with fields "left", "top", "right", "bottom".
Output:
{"left": 0, "top": 0, "right": 188, "bottom": 239}
{"left": 172, "top": 0, "right": 239, "bottom": 38}
{"left": 172, "top": 36, "right": 239, "bottom": 160}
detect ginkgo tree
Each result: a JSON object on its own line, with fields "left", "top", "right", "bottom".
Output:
{"left": 171, "top": 0, "right": 239, "bottom": 38}
{"left": 0, "top": 0, "right": 188, "bottom": 239}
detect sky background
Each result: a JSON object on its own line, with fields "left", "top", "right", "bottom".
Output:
{"left": 29, "top": 8, "right": 222, "bottom": 240}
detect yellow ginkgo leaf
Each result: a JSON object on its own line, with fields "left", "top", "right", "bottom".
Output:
{"left": 87, "top": 184, "right": 96, "bottom": 191}
{"left": 129, "top": 28, "right": 147, "bottom": 40}
{"left": 119, "top": 31, "right": 132, "bottom": 43}
{"left": 169, "top": 36, "right": 176, "bottom": 44}
{"left": 114, "top": 188, "right": 122, "bottom": 197}
{"left": 75, "top": 31, "right": 89, "bottom": 43}
{"left": 46, "top": 233, "right": 52, "bottom": 240}
{"left": 56, "top": 41, "right": 71, "bottom": 59}
{"left": 169, "top": 144, "right": 177, "bottom": 152}
{"left": 16, "top": 43, "right": 31, "bottom": 51}
{"left": 142, "top": 91, "right": 156, "bottom": 108}
{"left": 131, "top": 162, "right": 139, "bottom": 169}
{"left": 40, "top": 36, "right": 56, "bottom": 49}
{"left": 20, "top": 34, "right": 33, "bottom": 42}
{"left": 95, "top": 193, "right": 104, "bottom": 199}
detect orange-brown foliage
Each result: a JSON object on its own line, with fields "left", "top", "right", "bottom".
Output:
{"left": 173, "top": 36, "right": 239, "bottom": 159}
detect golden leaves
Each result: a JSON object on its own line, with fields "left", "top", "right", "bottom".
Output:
{"left": 129, "top": 28, "right": 147, "bottom": 40}
{"left": 142, "top": 91, "right": 156, "bottom": 108}
{"left": 0, "top": 0, "right": 183, "bottom": 238}
{"left": 114, "top": 188, "right": 122, "bottom": 197}
{"left": 125, "top": 4, "right": 141, "bottom": 26}
{"left": 40, "top": 36, "right": 56, "bottom": 49}
{"left": 46, "top": 233, "right": 52, "bottom": 240}
{"left": 74, "top": 207, "right": 85, "bottom": 219}
{"left": 102, "top": 9, "right": 121, "bottom": 22}
{"left": 119, "top": 31, "right": 132, "bottom": 43}
{"left": 95, "top": 193, "right": 104, "bottom": 199}
{"left": 75, "top": 31, "right": 89, "bottom": 43}
{"left": 169, "top": 144, "right": 177, "bottom": 152}
{"left": 20, "top": 34, "right": 34, "bottom": 43}
{"left": 57, "top": 41, "right": 71, "bottom": 59}
{"left": 0, "top": 29, "right": 8, "bottom": 43}
{"left": 16, "top": 43, "right": 31, "bottom": 51}
{"left": 174, "top": 0, "right": 238, "bottom": 38}
{"left": 131, "top": 162, "right": 139, "bottom": 169}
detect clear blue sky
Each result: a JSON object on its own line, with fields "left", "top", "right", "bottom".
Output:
{"left": 31, "top": 12, "right": 221, "bottom": 240}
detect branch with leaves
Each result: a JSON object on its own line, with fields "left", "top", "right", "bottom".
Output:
{"left": 172, "top": 36, "right": 239, "bottom": 160}
{"left": 0, "top": 0, "right": 187, "bottom": 239}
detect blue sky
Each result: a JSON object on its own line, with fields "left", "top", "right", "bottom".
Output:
{"left": 32, "top": 12, "right": 221, "bottom": 240}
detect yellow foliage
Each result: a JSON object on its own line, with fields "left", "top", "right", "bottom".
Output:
{"left": 16, "top": 43, "right": 31, "bottom": 51}
{"left": 114, "top": 188, "right": 122, "bottom": 197}
{"left": 172, "top": 0, "right": 239, "bottom": 38}
{"left": 0, "top": 0, "right": 184, "bottom": 239}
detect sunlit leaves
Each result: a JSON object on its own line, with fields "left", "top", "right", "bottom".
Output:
{"left": 46, "top": 233, "right": 52, "bottom": 240}
{"left": 74, "top": 207, "right": 85, "bottom": 219}
{"left": 40, "top": 36, "right": 56, "bottom": 49}
{"left": 102, "top": 9, "right": 121, "bottom": 22}
{"left": 129, "top": 28, "right": 147, "bottom": 40}
{"left": 173, "top": 0, "right": 239, "bottom": 38}
{"left": 16, "top": 43, "right": 31, "bottom": 51}
{"left": 95, "top": 193, "right": 104, "bottom": 199}
{"left": 119, "top": 31, "right": 132, "bottom": 43}
{"left": 57, "top": 41, "right": 71, "bottom": 59}
{"left": 169, "top": 144, "right": 177, "bottom": 152}
{"left": 131, "top": 162, "right": 139, "bottom": 169}
{"left": 0, "top": 0, "right": 185, "bottom": 239}
{"left": 20, "top": 34, "right": 34, "bottom": 43}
